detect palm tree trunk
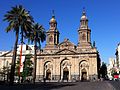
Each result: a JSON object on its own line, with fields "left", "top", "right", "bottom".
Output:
{"left": 33, "top": 39, "right": 37, "bottom": 84}
{"left": 18, "top": 44, "right": 23, "bottom": 82}
{"left": 18, "top": 30, "right": 24, "bottom": 82}
{"left": 9, "top": 31, "right": 19, "bottom": 85}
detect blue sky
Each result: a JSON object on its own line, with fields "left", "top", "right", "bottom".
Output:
{"left": 0, "top": 0, "right": 120, "bottom": 64}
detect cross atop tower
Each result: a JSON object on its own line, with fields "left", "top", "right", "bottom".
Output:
{"left": 52, "top": 10, "right": 55, "bottom": 18}
{"left": 82, "top": 7, "right": 86, "bottom": 16}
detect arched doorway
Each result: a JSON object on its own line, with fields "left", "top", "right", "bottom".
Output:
{"left": 63, "top": 67, "right": 69, "bottom": 80}
{"left": 81, "top": 68, "right": 87, "bottom": 81}
{"left": 46, "top": 69, "right": 51, "bottom": 80}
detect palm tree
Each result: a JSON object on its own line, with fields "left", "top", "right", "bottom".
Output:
{"left": 3, "top": 5, "right": 34, "bottom": 85}
{"left": 28, "top": 23, "right": 46, "bottom": 83}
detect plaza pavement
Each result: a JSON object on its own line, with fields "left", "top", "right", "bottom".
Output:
{"left": 0, "top": 81, "right": 119, "bottom": 90}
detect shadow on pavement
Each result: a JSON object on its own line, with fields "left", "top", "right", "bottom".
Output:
{"left": 0, "top": 82, "right": 77, "bottom": 90}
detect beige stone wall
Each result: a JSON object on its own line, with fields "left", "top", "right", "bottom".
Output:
{"left": 36, "top": 52, "right": 99, "bottom": 81}
{"left": 0, "top": 50, "right": 99, "bottom": 82}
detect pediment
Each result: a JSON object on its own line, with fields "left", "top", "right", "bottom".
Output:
{"left": 55, "top": 49, "right": 76, "bottom": 55}
{"left": 59, "top": 38, "right": 76, "bottom": 49}
{"left": 0, "top": 50, "right": 12, "bottom": 57}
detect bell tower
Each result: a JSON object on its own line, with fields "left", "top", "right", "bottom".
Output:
{"left": 78, "top": 9, "right": 91, "bottom": 48}
{"left": 45, "top": 11, "right": 59, "bottom": 49}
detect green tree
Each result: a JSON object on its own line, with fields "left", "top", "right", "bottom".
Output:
{"left": 100, "top": 62, "right": 107, "bottom": 79}
{"left": 3, "top": 5, "right": 34, "bottom": 85}
{"left": 0, "top": 66, "right": 7, "bottom": 81}
{"left": 0, "top": 63, "right": 11, "bottom": 82}
{"left": 28, "top": 23, "right": 46, "bottom": 83}
{"left": 16, "top": 54, "right": 33, "bottom": 82}
{"left": 15, "top": 59, "right": 20, "bottom": 76}
{"left": 22, "top": 54, "right": 33, "bottom": 81}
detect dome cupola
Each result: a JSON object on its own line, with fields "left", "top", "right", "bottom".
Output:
{"left": 80, "top": 8, "right": 88, "bottom": 29}
{"left": 50, "top": 16, "right": 56, "bottom": 23}
{"left": 80, "top": 9, "right": 88, "bottom": 21}
{"left": 49, "top": 10, "right": 57, "bottom": 24}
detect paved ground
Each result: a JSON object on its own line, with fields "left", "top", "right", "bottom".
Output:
{"left": 51, "top": 81, "right": 115, "bottom": 90}
{"left": 0, "top": 81, "right": 119, "bottom": 90}
{"left": 109, "top": 81, "right": 120, "bottom": 90}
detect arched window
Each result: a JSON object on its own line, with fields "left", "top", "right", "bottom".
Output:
{"left": 82, "top": 34, "right": 86, "bottom": 40}
{"left": 49, "top": 36, "right": 53, "bottom": 42}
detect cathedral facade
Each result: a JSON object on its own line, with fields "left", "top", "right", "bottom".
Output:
{"left": 36, "top": 10, "right": 101, "bottom": 81}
